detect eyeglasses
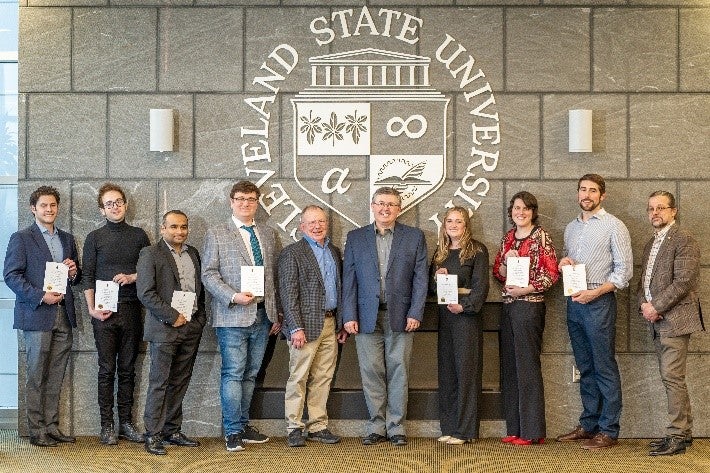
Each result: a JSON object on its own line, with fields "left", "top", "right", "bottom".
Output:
{"left": 647, "top": 206, "right": 673, "bottom": 214}
{"left": 231, "top": 197, "right": 259, "bottom": 204}
{"left": 102, "top": 199, "right": 125, "bottom": 209}
{"left": 372, "top": 201, "right": 400, "bottom": 208}
{"left": 304, "top": 219, "right": 327, "bottom": 227}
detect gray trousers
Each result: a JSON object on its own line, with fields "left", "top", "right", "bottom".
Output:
{"left": 355, "top": 310, "right": 413, "bottom": 437}
{"left": 23, "top": 306, "right": 73, "bottom": 436}
{"left": 654, "top": 331, "right": 692, "bottom": 438}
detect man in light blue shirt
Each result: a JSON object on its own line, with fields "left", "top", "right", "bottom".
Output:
{"left": 556, "top": 174, "right": 632, "bottom": 450}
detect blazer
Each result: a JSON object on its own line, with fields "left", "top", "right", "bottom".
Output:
{"left": 137, "top": 240, "right": 206, "bottom": 343}
{"left": 202, "top": 219, "right": 281, "bottom": 327}
{"left": 4, "top": 223, "right": 82, "bottom": 331}
{"left": 637, "top": 224, "right": 703, "bottom": 338}
{"left": 278, "top": 238, "right": 342, "bottom": 341}
{"left": 342, "top": 221, "right": 428, "bottom": 333}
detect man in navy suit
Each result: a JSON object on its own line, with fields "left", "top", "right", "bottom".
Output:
{"left": 4, "top": 186, "right": 81, "bottom": 447}
{"left": 342, "top": 187, "right": 428, "bottom": 446}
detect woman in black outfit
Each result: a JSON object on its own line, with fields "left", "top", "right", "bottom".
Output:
{"left": 431, "top": 206, "right": 489, "bottom": 445}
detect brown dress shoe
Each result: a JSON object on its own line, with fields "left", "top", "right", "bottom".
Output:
{"left": 556, "top": 426, "right": 594, "bottom": 442}
{"left": 580, "top": 433, "right": 618, "bottom": 450}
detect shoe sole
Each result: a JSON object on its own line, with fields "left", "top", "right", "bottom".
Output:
{"left": 226, "top": 445, "right": 245, "bottom": 452}
{"left": 306, "top": 437, "right": 340, "bottom": 444}
{"left": 100, "top": 440, "right": 118, "bottom": 445}
{"left": 243, "top": 438, "right": 269, "bottom": 444}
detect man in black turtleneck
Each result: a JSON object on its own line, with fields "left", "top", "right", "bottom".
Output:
{"left": 82, "top": 183, "right": 150, "bottom": 445}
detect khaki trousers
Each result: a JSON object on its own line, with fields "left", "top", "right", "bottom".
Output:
{"left": 654, "top": 332, "right": 692, "bottom": 437}
{"left": 284, "top": 317, "right": 338, "bottom": 433}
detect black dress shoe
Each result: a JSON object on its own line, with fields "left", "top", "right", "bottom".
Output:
{"left": 164, "top": 432, "right": 200, "bottom": 447}
{"left": 30, "top": 433, "right": 58, "bottom": 447}
{"left": 145, "top": 435, "right": 167, "bottom": 455}
{"left": 362, "top": 433, "right": 387, "bottom": 445}
{"left": 118, "top": 422, "right": 144, "bottom": 443}
{"left": 649, "top": 436, "right": 686, "bottom": 456}
{"left": 47, "top": 430, "right": 76, "bottom": 443}
{"left": 649, "top": 436, "right": 692, "bottom": 449}
{"left": 390, "top": 434, "right": 408, "bottom": 446}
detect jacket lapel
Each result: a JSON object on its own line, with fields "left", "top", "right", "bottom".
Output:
{"left": 649, "top": 224, "right": 678, "bottom": 284}
{"left": 30, "top": 224, "right": 55, "bottom": 262}
{"left": 159, "top": 240, "right": 182, "bottom": 287}
{"left": 229, "top": 219, "right": 253, "bottom": 265}
{"left": 365, "top": 224, "right": 380, "bottom": 274}
{"left": 301, "top": 238, "right": 324, "bottom": 289}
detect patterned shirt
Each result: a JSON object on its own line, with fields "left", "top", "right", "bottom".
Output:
{"left": 563, "top": 208, "right": 633, "bottom": 290}
{"left": 493, "top": 226, "right": 559, "bottom": 303}
{"left": 374, "top": 224, "right": 393, "bottom": 303}
{"left": 165, "top": 239, "right": 197, "bottom": 315}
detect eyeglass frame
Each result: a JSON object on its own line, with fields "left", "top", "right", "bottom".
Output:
{"left": 646, "top": 205, "right": 674, "bottom": 214}
{"left": 102, "top": 199, "right": 126, "bottom": 209}
{"left": 231, "top": 196, "right": 259, "bottom": 204}
{"left": 371, "top": 201, "right": 401, "bottom": 209}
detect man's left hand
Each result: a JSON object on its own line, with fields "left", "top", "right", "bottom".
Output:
{"left": 63, "top": 258, "right": 78, "bottom": 280}
{"left": 641, "top": 302, "right": 662, "bottom": 323}
{"left": 571, "top": 288, "right": 599, "bottom": 304}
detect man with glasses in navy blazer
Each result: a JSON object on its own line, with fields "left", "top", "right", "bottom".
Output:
{"left": 4, "top": 186, "right": 81, "bottom": 447}
{"left": 342, "top": 186, "right": 428, "bottom": 447}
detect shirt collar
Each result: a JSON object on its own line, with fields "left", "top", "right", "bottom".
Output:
{"left": 37, "top": 222, "right": 57, "bottom": 236}
{"left": 654, "top": 220, "right": 675, "bottom": 239}
{"left": 232, "top": 215, "right": 254, "bottom": 229}
{"left": 373, "top": 222, "right": 395, "bottom": 235}
{"left": 303, "top": 233, "right": 330, "bottom": 248}
{"left": 163, "top": 238, "right": 186, "bottom": 255}
{"left": 576, "top": 208, "right": 607, "bottom": 222}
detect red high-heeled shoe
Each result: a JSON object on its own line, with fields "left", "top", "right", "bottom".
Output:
{"left": 510, "top": 437, "right": 545, "bottom": 446}
{"left": 501, "top": 435, "right": 519, "bottom": 443}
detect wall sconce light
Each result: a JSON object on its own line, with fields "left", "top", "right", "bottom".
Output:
{"left": 568, "top": 109, "right": 592, "bottom": 153}
{"left": 150, "top": 108, "right": 174, "bottom": 152}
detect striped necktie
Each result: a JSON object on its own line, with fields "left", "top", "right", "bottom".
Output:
{"left": 241, "top": 225, "right": 263, "bottom": 266}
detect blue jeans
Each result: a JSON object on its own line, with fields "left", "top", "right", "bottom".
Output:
{"left": 567, "top": 292, "right": 622, "bottom": 438}
{"left": 216, "top": 308, "right": 271, "bottom": 436}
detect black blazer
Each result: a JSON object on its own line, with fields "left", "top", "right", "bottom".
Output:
{"left": 137, "top": 240, "right": 206, "bottom": 343}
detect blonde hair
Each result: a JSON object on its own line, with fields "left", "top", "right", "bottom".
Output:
{"left": 433, "top": 207, "right": 482, "bottom": 266}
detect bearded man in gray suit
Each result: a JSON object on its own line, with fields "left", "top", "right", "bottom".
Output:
{"left": 279, "top": 205, "right": 348, "bottom": 447}
{"left": 202, "top": 180, "right": 281, "bottom": 453}
{"left": 638, "top": 190, "right": 703, "bottom": 457}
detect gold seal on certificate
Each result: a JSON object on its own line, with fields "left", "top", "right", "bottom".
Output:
{"left": 562, "top": 264, "right": 587, "bottom": 296}
{"left": 241, "top": 266, "right": 265, "bottom": 297}
{"left": 436, "top": 274, "right": 458, "bottom": 305}
{"left": 43, "top": 262, "right": 69, "bottom": 294}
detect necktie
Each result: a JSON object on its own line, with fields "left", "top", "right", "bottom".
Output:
{"left": 241, "top": 225, "right": 263, "bottom": 266}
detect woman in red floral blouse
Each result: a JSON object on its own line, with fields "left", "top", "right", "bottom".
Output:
{"left": 493, "top": 191, "right": 559, "bottom": 446}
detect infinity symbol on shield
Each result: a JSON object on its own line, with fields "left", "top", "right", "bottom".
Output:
{"left": 387, "top": 114, "right": 428, "bottom": 139}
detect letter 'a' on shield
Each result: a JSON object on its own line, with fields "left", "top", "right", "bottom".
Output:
{"left": 292, "top": 48, "right": 449, "bottom": 228}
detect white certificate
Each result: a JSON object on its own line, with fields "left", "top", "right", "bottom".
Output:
{"left": 505, "top": 257, "right": 530, "bottom": 288}
{"left": 171, "top": 291, "right": 196, "bottom": 322}
{"left": 95, "top": 280, "right": 119, "bottom": 312}
{"left": 562, "top": 264, "right": 588, "bottom": 296}
{"left": 436, "top": 274, "right": 459, "bottom": 305}
{"left": 43, "top": 262, "right": 68, "bottom": 294}
{"left": 241, "top": 266, "right": 265, "bottom": 297}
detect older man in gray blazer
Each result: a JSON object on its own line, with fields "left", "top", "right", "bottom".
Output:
{"left": 638, "top": 191, "right": 703, "bottom": 457}
{"left": 202, "top": 180, "right": 281, "bottom": 453}
{"left": 279, "top": 205, "right": 347, "bottom": 447}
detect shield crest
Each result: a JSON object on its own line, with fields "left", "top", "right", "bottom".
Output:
{"left": 292, "top": 48, "right": 449, "bottom": 228}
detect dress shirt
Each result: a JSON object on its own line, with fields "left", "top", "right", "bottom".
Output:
{"left": 165, "top": 239, "right": 197, "bottom": 315}
{"left": 231, "top": 215, "right": 262, "bottom": 266}
{"left": 39, "top": 223, "right": 63, "bottom": 263}
{"left": 374, "top": 224, "right": 394, "bottom": 304}
{"left": 643, "top": 221, "right": 675, "bottom": 302}
{"left": 564, "top": 208, "right": 633, "bottom": 290}
{"left": 303, "top": 234, "right": 338, "bottom": 311}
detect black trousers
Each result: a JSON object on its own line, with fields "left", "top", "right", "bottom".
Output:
{"left": 92, "top": 300, "right": 143, "bottom": 426}
{"left": 500, "top": 300, "right": 546, "bottom": 439}
{"left": 143, "top": 329, "right": 202, "bottom": 437}
{"left": 437, "top": 309, "right": 483, "bottom": 439}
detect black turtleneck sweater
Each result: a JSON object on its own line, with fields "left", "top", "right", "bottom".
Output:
{"left": 82, "top": 220, "right": 151, "bottom": 302}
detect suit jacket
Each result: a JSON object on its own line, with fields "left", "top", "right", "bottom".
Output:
{"left": 4, "top": 223, "right": 82, "bottom": 331}
{"left": 202, "top": 219, "right": 281, "bottom": 327}
{"left": 278, "top": 238, "right": 342, "bottom": 341}
{"left": 342, "top": 221, "right": 428, "bottom": 333}
{"left": 137, "top": 240, "right": 206, "bottom": 343}
{"left": 637, "top": 224, "right": 703, "bottom": 337}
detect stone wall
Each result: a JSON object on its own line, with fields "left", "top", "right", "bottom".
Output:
{"left": 17, "top": 1, "right": 710, "bottom": 438}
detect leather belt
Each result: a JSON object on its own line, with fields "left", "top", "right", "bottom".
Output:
{"left": 324, "top": 310, "right": 336, "bottom": 318}
{"left": 378, "top": 303, "right": 387, "bottom": 311}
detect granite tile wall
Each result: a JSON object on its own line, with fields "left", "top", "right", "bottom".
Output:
{"left": 16, "top": 2, "right": 709, "bottom": 439}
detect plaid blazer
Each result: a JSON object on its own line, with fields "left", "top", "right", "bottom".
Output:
{"left": 202, "top": 219, "right": 281, "bottom": 327}
{"left": 637, "top": 224, "right": 703, "bottom": 337}
{"left": 278, "top": 238, "right": 342, "bottom": 341}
